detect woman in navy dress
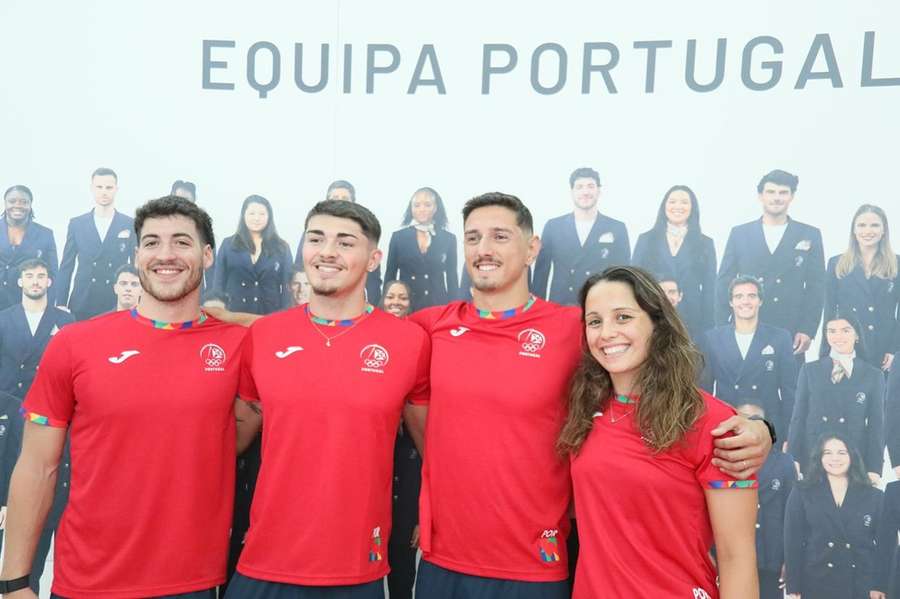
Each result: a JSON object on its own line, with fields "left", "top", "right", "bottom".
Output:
{"left": 784, "top": 435, "right": 885, "bottom": 599}
{"left": 214, "top": 195, "right": 292, "bottom": 315}
{"left": 0, "top": 185, "right": 58, "bottom": 310}
{"left": 384, "top": 187, "right": 458, "bottom": 312}
{"left": 631, "top": 185, "right": 716, "bottom": 341}
{"left": 824, "top": 204, "right": 899, "bottom": 372}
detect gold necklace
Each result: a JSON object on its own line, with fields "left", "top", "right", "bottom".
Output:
{"left": 307, "top": 305, "right": 372, "bottom": 347}
{"left": 608, "top": 395, "right": 635, "bottom": 424}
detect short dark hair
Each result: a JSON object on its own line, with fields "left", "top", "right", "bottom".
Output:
{"left": 171, "top": 180, "right": 197, "bottom": 202}
{"left": 462, "top": 192, "right": 533, "bottom": 236}
{"left": 569, "top": 167, "right": 601, "bottom": 188}
{"left": 114, "top": 264, "right": 139, "bottom": 281}
{"left": 326, "top": 180, "right": 356, "bottom": 202}
{"left": 728, "top": 275, "right": 763, "bottom": 301}
{"left": 134, "top": 195, "right": 215, "bottom": 251}
{"left": 757, "top": 169, "right": 798, "bottom": 194}
{"left": 305, "top": 200, "right": 381, "bottom": 244}
{"left": 18, "top": 258, "right": 50, "bottom": 277}
{"left": 92, "top": 167, "right": 118, "bottom": 182}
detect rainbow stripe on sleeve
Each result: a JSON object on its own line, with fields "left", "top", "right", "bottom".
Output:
{"left": 707, "top": 480, "right": 758, "bottom": 489}
{"left": 20, "top": 409, "right": 68, "bottom": 428}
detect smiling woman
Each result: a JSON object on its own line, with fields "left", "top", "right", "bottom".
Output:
{"left": 0, "top": 185, "right": 58, "bottom": 311}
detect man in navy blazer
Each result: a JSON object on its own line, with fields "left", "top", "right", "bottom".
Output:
{"left": 56, "top": 168, "right": 136, "bottom": 320}
{"left": 532, "top": 167, "right": 630, "bottom": 306}
{"left": 0, "top": 259, "right": 75, "bottom": 398}
{"left": 700, "top": 275, "right": 797, "bottom": 441}
{"left": 716, "top": 169, "right": 825, "bottom": 361}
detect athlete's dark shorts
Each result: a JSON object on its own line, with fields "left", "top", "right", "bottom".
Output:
{"left": 52, "top": 588, "right": 216, "bottom": 599}
{"left": 414, "top": 560, "right": 570, "bottom": 599}
{"left": 224, "top": 573, "right": 384, "bottom": 599}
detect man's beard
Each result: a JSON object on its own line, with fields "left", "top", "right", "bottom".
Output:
{"left": 23, "top": 288, "right": 47, "bottom": 300}
{"left": 139, "top": 267, "right": 201, "bottom": 303}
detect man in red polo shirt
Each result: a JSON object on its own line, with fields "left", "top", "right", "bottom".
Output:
{"left": 0, "top": 196, "right": 248, "bottom": 598}
{"left": 411, "top": 192, "right": 772, "bottom": 598}
{"left": 225, "top": 200, "right": 429, "bottom": 598}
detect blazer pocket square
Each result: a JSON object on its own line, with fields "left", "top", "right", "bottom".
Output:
{"left": 598, "top": 232, "right": 615, "bottom": 243}
{"left": 761, "top": 345, "right": 775, "bottom": 355}
{"left": 794, "top": 240, "right": 811, "bottom": 251}
{"left": 117, "top": 229, "right": 131, "bottom": 238}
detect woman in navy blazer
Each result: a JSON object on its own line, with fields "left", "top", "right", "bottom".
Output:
{"left": 214, "top": 195, "right": 292, "bottom": 315}
{"left": 824, "top": 204, "right": 899, "bottom": 371}
{"left": 631, "top": 185, "right": 716, "bottom": 341}
{"left": 384, "top": 187, "right": 459, "bottom": 312}
{"left": 0, "top": 185, "right": 58, "bottom": 310}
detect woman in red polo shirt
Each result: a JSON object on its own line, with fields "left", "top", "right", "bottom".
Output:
{"left": 559, "top": 266, "right": 759, "bottom": 599}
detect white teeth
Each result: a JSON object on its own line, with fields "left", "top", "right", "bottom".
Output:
{"left": 317, "top": 265, "right": 340, "bottom": 272}
{"left": 603, "top": 345, "right": 628, "bottom": 355}
{"left": 477, "top": 264, "right": 499, "bottom": 271}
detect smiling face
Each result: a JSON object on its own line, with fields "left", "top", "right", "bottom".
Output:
{"left": 383, "top": 282, "right": 411, "bottom": 318}
{"left": 821, "top": 438, "right": 851, "bottom": 477}
{"left": 854, "top": 211, "right": 884, "bottom": 251}
{"left": 571, "top": 177, "right": 600, "bottom": 212}
{"left": 302, "top": 215, "right": 380, "bottom": 298}
{"left": 290, "top": 271, "right": 311, "bottom": 305}
{"left": 114, "top": 272, "right": 142, "bottom": 310}
{"left": 758, "top": 182, "right": 794, "bottom": 218}
{"left": 18, "top": 266, "right": 51, "bottom": 300}
{"left": 463, "top": 205, "right": 538, "bottom": 295}
{"left": 825, "top": 318, "right": 858, "bottom": 355}
{"left": 584, "top": 280, "right": 655, "bottom": 394}
{"left": 243, "top": 202, "right": 270, "bottom": 235}
{"left": 730, "top": 282, "right": 762, "bottom": 322}
{"left": 410, "top": 191, "right": 437, "bottom": 226}
{"left": 135, "top": 215, "right": 212, "bottom": 304}
{"left": 4, "top": 189, "right": 32, "bottom": 224}
{"left": 91, "top": 174, "right": 118, "bottom": 208}
{"left": 664, "top": 189, "right": 692, "bottom": 226}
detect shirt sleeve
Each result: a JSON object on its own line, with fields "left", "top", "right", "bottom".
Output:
{"left": 22, "top": 330, "right": 76, "bottom": 428}
{"left": 693, "top": 395, "right": 758, "bottom": 490}
{"left": 237, "top": 325, "right": 260, "bottom": 403}
{"left": 406, "top": 323, "right": 431, "bottom": 406}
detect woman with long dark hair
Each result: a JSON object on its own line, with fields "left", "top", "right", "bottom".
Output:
{"left": 0, "top": 185, "right": 58, "bottom": 310}
{"left": 214, "top": 195, "right": 292, "bottom": 315}
{"left": 559, "top": 266, "right": 758, "bottom": 598}
{"left": 784, "top": 435, "right": 885, "bottom": 599}
{"left": 825, "top": 204, "right": 899, "bottom": 371}
{"left": 788, "top": 313, "right": 885, "bottom": 483}
{"left": 632, "top": 185, "right": 716, "bottom": 340}
{"left": 384, "top": 187, "right": 458, "bottom": 311}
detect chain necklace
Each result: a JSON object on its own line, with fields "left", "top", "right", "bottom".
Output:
{"left": 608, "top": 394, "right": 636, "bottom": 425}
{"left": 306, "top": 304, "right": 373, "bottom": 347}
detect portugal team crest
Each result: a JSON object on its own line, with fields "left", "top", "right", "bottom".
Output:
{"left": 856, "top": 392, "right": 867, "bottom": 404}
{"left": 369, "top": 526, "right": 383, "bottom": 562}
{"left": 360, "top": 344, "right": 389, "bottom": 374}
{"left": 518, "top": 328, "right": 546, "bottom": 358}
{"left": 200, "top": 343, "right": 226, "bottom": 372}
{"left": 538, "top": 529, "right": 560, "bottom": 563}
{"left": 765, "top": 359, "right": 774, "bottom": 371}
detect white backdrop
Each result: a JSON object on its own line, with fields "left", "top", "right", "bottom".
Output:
{"left": 1, "top": 1, "right": 898, "bottom": 265}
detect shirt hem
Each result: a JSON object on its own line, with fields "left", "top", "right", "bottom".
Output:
{"left": 51, "top": 575, "right": 224, "bottom": 598}
{"left": 424, "top": 554, "right": 568, "bottom": 583}
{"left": 237, "top": 563, "right": 389, "bottom": 586}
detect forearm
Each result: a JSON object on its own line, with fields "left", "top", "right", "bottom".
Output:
{"left": 717, "top": 551, "right": 759, "bottom": 599}
{"left": 0, "top": 457, "right": 59, "bottom": 578}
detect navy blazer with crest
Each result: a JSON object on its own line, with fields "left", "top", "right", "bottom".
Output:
{"left": 716, "top": 217, "right": 825, "bottom": 339}
{"left": 0, "top": 304, "right": 74, "bottom": 398}
{"left": 824, "top": 254, "right": 900, "bottom": 365}
{"left": 384, "top": 226, "right": 459, "bottom": 311}
{"left": 784, "top": 481, "right": 883, "bottom": 598}
{"left": 698, "top": 322, "right": 797, "bottom": 441}
{"left": 56, "top": 209, "right": 136, "bottom": 320}
{"left": 0, "top": 217, "right": 58, "bottom": 310}
{"left": 215, "top": 235, "right": 293, "bottom": 315}
{"left": 632, "top": 229, "right": 716, "bottom": 341}
{"left": 532, "top": 212, "right": 630, "bottom": 306}
{"left": 788, "top": 356, "right": 885, "bottom": 476}
{"left": 0, "top": 390, "right": 24, "bottom": 505}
